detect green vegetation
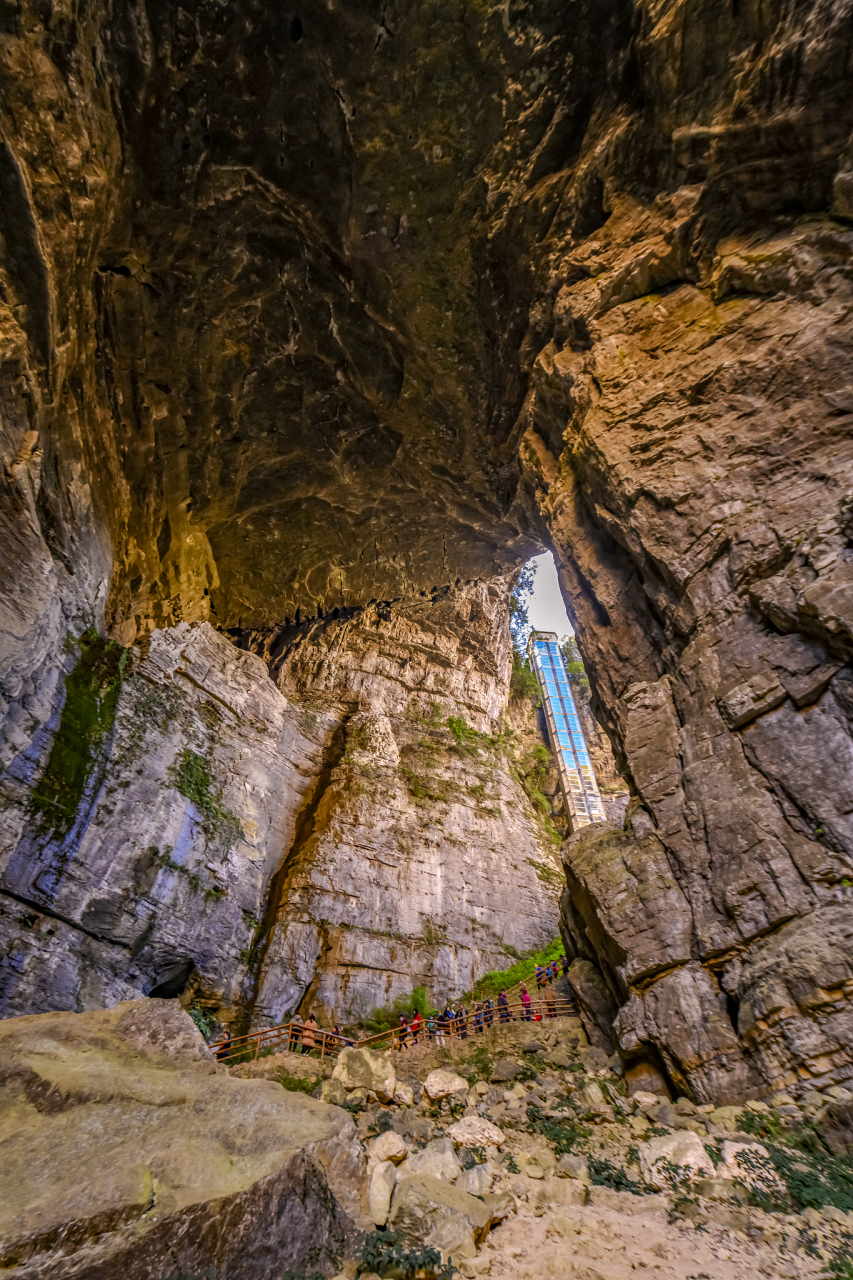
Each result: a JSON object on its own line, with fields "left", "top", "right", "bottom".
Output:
{"left": 739, "top": 1107, "right": 783, "bottom": 1143}
{"left": 560, "top": 636, "right": 589, "bottom": 691}
{"left": 271, "top": 1069, "right": 322, "bottom": 1096}
{"left": 589, "top": 1155, "right": 655, "bottom": 1195}
{"left": 472, "top": 935, "right": 563, "bottom": 999}
{"left": 31, "top": 628, "right": 128, "bottom": 835}
{"left": 170, "top": 748, "right": 243, "bottom": 849}
{"left": 362, "top": 984, "right": 437, "bottom": 1036}
{"left": 188, "top": 1005, "right": 219, "bottom": 1040}
{"left": 399, "top": 765, "right": 455, "bottom": 805}
{"left": 358, "top": 1229, "right": 456, "bottom": 1279}
{"left": 527, "top": 1107, "right": 586, "bottom": 1155}
{"left": 510, "top": 648, "right": 540, "bottom": 704}
{"left": 764, "top": 1131, "right": 853, "bottom": 1213}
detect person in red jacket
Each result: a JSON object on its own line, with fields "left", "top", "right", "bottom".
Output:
{"left": 410, "top": 1009, "right": 423, "bottom": 1045}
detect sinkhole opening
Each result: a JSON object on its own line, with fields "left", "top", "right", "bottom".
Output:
{"left": 512, "top": 552, "right": 626, "bottom": 833}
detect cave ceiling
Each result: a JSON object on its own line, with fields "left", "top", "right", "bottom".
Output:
{"left": 3, "top": 0, "right": 852, "bottom": 639}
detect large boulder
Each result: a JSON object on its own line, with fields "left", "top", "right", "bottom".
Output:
{"left": 639, "top": 1130, "right": 715, "bottom": 1191}
{"left": 402, "top": 1137, "right": 461, "bottom": 1184}
{"left": 447, "top": 1116, "right": 505, "bottom": 1149}
{"left": 819, "top": 1097, "right": 853, "bottom": 1156}
{"left": 0, "top": 999, "right": 366, "bottom": 1279}
{"left": 332, "top": 1046, "right": 397, "bottom": 1103}
{"left": 422, "top": 1069, "right": 469, "bottom": 1100}
{"left": 388, "top": 1173, "right": 496, "bottom": 1261}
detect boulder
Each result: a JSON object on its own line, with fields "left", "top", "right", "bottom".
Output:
{"left": 321, "top": 1077, "right": 348, "bottom": 1106}
{"left": 490, "top": 1059, "right": 523, "bottom": 1083}
{"left": 447, "top": 1116, "right": 505, "bottom": 1149}
{"left": 402, "top": 1137, "right": 461, "bottom": 1184}
{"left": 531, "top": 1176, "right": 588, "bottom": 1209}
{"left": 456, "top": 1162, "right": 495, "bottom": 1197}
{"left": 0, "top": 1000, "right": 366, "bottom": 1279}
{"left": 394, "top": 1081, "right": 415, "bottom": 1106}
{"left": 717, "top": 1141, "right": 787, "bottom": 1199}
{"left": 819, "top": 1097, "right": 853, "bottom": 1156}
{"left": 519, "top": 1148, "right": 557, "bottom": 1177}
{"left": 639, "top": 1130, "right": 715, "bottom": 1190}
{"left": 423, "top": 1069, "right": 470, "bottom": 1100}
{"left": 708, "top": 1105, "right": 743, "bottom": 1132}
{"left": 557, "top": 1154, "right": 590, "bottom": 1183}
{"left": 579, "top": 1081, "right": 606, "bottom": 1108}
{"left": 332, "top": 1047, "right": 396, "bottom": 1103}
{"left": 369, "top": 1160, "right": 398, "bottom": 1226}
{"left": 369, "top": 1130, "right": 410, "bottom": 1166}
{"left": 389, "top": 1173, "right": 494, "bottom": 1261}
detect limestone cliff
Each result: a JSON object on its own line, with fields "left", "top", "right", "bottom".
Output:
{"left": 0, "top": 579, "right": 563, "bottom": 1026}
{"left": 2, "top": 0, "right": 853, "bottom": 1103}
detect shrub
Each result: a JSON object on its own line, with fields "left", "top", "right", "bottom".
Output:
{"left": 362, "top": 984, "right": 437, "bottom": 1035}
{"left": 472, "top": 935, "right": 564, "bottom": 1000}
{"left": 358, "top": 1229, "right": 456, "bottom": 1279}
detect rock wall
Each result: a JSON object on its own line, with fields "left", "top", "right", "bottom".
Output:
{"left": 2, "top": 0, "right": 853, "bottom": 1103}
{"left": 245, "top": 577, "right": 565, "bottom": 1026}
{"left": 0, "top": 580, "right": 563, "bottom": 1026}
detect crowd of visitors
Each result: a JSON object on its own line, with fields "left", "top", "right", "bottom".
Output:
{"left": 216, "top": 952, "right": 571, "bottom": 1060}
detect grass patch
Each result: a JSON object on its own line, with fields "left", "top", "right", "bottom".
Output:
{"left": 527, "top": 1107, "right": 587, "bottom": 1155}
{"left": 589, "top": 1155, "right": 655, "bottom": 1196}
{"left": 271, "top": 1069, "right": 321, "bottom": 1096}
{"left": 472, "top": 935, "right": 564, "bottom": 1000}
{"left": 358, "top": 1228, "right": 455, "bottom": 1279}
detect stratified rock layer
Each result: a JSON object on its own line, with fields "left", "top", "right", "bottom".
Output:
{"left": 0, "top": 580, "right": 563, "bottom": 1025}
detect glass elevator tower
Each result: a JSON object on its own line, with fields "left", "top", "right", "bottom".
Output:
{"left": 527, "top": 630, "right": 605, "bottom": 832}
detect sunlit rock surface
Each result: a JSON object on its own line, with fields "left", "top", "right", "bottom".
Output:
{"left": 1, "top": 0, "right": 853, "bottom": 1096}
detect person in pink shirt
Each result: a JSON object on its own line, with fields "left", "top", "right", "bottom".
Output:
{"left": 520, "top": 983, "right": 532, "bottom": 1021}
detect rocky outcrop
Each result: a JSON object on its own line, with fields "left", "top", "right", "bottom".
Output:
{"left": 248, "top": 578, "right": 565, "bottom": 1026}
{"left": 0, "top": 578, "right": 563, "bottom": 1026}
{"left": 2, "top": 0, "right": 853, "bottom": 1103}
{"left": 0, "top": 998, "right": 365, "bottom": 1279}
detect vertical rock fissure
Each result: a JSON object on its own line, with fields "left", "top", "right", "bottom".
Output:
{"left": 240, "top": 719, "right": 349, "bottom": 1030}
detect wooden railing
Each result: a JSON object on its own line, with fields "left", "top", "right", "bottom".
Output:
{"left": 211, "top": 993, "right": 579, "bottom": 1065}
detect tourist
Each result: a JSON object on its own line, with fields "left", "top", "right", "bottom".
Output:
{"left": 498, "top": 989, "right": 510, "bottom": 1022}
{"left": 535, "top": 963, "right": 545, "bottom": 991}
{"left": 215, "top": 1031, "right": 233, "bottom": 1062}
{"left": 301, "top": 1013, "right": 317, "bottom": 1055}
{"left": 289, "top": 1015, "right": 303, "bottom": 1052}
{"left": 485, "top": 996, "right": 495, "bottom": 1027}
{"left": 474, "top": 1003, "right": 484, "bottom": 1033}
{"left": 426, "top": 1013, "right": 437, "bottom": 1041}
{"left": 410, "top": 1009, "right": 422, "bottom": 1045}
{"left": 560, "top": 953, "right": 569, "bottom": 977}
{"left": 459, "top": 1005, "right": 469, "bottom": 1039}
{"left": 520, "top": 983, "right": 532, "bottom": 1021}
{"left": 398, "top": 1014, "right": 410, "bottom": 1050}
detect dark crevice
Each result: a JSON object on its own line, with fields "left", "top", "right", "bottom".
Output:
{"left": 0, "top": 887, "right": 132, "bottom": 953}
{"left": 239, "top": 720, "right": 348, "bottom": 1031}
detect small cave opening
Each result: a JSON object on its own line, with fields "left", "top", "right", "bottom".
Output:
{"left": 289, "top": 15, "right": 303, "bottom": 41}
{"left": 725, "top": 989, "right": 741, "bottom": 1034}
{"left": 148, "top": 959, "right": 196, "bottom": 999}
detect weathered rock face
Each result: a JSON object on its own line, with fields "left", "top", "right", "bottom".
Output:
{"left": 0, "top": 998, "right": 366, "bottom": 1279}
{"left": 248, "top": 577, "right": 565, "bottom": 1025}
{"left": 3, "top": 0, "right": 853, "bottom": 1104}
{"left": 0, "top": 577, "right": 563, "bottom": 1025}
